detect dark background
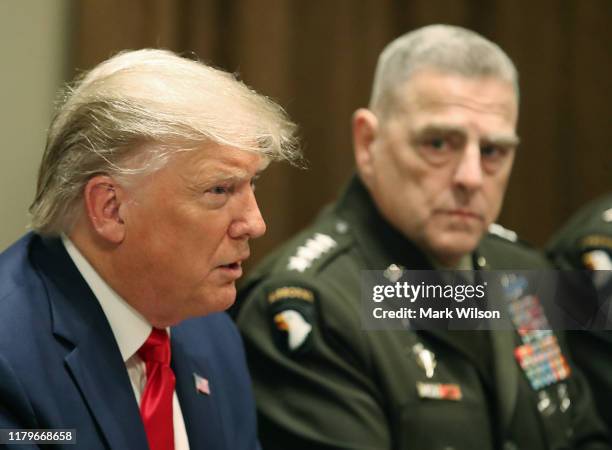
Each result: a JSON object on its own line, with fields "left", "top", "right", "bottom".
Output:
{"left": 71, "top": 0, "right": 611, "bottom": 269}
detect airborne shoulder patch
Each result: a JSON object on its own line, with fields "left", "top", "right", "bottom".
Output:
{"left": 266, "top": 284, "right": 317, "bottom": 356}
{"left": 578, "top": 234, "right": 612, "bottom": 271}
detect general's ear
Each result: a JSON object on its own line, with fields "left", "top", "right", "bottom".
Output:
{"left": 352, "top": 108, "right": 379, "bottom": 183}
{"left": 82, "top": 175, "right": 127, "bottom": 244}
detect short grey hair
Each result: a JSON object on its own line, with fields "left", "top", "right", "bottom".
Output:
{"left": 369, "top": 24, "right": 519, "bottom": 117}
{"left": 30, "top": 49, "right": 301, "bottom": 235}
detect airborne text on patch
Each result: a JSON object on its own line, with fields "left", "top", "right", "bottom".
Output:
{"left": 268, "top": 287, "right": 315, "bottom": 304}
{"left": 580, "top": 235, "right": 612, "bottom": 250}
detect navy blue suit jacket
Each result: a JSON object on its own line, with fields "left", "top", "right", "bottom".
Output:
{"left": 0, "top": 233, "right": 260, "bottom": 449}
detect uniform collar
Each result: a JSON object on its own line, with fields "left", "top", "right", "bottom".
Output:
{"left": 334, "top": 175, "right": 480, "bottom": 270}
{"left": 62, "top": 235, "right": 151, "bottom": 362}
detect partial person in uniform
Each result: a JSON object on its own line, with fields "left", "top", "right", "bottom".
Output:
{"left": 548, "top": 194, "right": 612, "bottom": 430}
{"left": 0, "top": 49, "right": 299, "bottom": 449}
{"left": 235, "top": 25, "right": 610, "bottom": 449}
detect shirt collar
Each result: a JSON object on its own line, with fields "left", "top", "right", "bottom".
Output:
{"left": 61, "top": 235, "right": 151, "bottom": 362}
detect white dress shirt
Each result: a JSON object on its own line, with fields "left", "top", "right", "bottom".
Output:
{"left": 62, "top": 236, "right": 190, "bottom": 450}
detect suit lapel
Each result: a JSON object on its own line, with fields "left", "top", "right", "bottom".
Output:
{"left": 32, "top": 237, "right": 148, "bottom": 450}
{"left": 171, "top": 327, "right": 227, "bottom": 450}
{"left": 63, "top": 338, "right": 148, "bottom": 450}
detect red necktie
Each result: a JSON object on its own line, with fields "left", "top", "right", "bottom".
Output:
{"left": 138, "top": 328, "right": 176, "bottom": 450}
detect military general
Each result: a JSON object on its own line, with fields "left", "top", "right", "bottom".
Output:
{"left": 236, "top": 25, "right": 610, "bottom": 449}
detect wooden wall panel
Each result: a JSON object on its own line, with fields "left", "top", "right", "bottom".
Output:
{"left": 73, "top": 0, "right": 612, "bottom": 268}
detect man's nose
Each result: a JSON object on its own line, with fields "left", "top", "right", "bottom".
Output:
{"left": 228, "top": 188, "right": 267, "bottom": 240}
{"left": 453, "top": 143, "right": 484, "bottom": 191}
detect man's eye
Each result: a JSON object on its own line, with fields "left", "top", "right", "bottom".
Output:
{"left": 208, "top": 186, "right": 228, "bottom": 195}
{"left": 415, "top": 135, "right": 456, "bottom": 165}
{"left": 481, "top": 144, "right": 506, "bottom": 159}
{"left": 426, "top": 137, "right": 447, "bottom": 150}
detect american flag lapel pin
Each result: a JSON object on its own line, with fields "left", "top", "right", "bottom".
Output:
{"left": 193, "top": 372, "right": 211, "bottom": 395}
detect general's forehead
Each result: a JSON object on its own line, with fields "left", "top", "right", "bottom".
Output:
{"left": 399, "top": 70, "right": 516, "bottom": 107}
{"left": 391, "top": 71, "right": 518, "bottom": 124}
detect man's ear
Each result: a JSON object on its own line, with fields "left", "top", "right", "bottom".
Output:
{"left": 352, "top": 108, "right": 379, "bottom": 184}
{"left": 83, "top": 175, "right": 127, "bottom": 244}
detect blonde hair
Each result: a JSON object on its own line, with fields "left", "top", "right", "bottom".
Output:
{"left": 30, "top": 49, "right": 300, "bottom": 235}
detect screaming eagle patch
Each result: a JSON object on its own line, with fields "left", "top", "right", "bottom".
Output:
{"left": 267, "top": 285, "right": 316, "bottom": 356}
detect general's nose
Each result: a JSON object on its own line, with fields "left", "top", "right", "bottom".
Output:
{"left": 453, "top": 144, "right": 484, "bottom": 191}
{"left": 229, "top": 188, "right": 267, "bottom": 240}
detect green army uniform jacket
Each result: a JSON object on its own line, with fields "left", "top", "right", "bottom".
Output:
{"left": 548, "top": 193, "right": 612, "bottom": 271}
{"left": 548, "top": 193, "right": 612, "bottom": 431}
{"left": 237, "top": 176, "right": 609, "bottom": 450}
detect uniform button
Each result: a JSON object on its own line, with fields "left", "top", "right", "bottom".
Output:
{"left": 335, "top": 220, "right": 349, "bottom": 234}
{"left": 477, "top": 255, "right": 487, "bottom": 268}
{"left": 503, "top": 441, "right": 518, "bottom": 450}
{"left": 566, "top": 427, "right": 574, "bottom": 438}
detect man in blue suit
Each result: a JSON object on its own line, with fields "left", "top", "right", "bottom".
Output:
{"left": 0, "top": 49, "right": 299, "bottom": 449}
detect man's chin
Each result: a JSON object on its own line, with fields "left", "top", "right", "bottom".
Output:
{"left": 208, "top": 285, "right": 237, "bottom": 312}
{"left": 186, "top": 285, "right": 237, "bottom": 318}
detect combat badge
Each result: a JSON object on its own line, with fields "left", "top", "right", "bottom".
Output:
{"left": 412, "top": 342, "right": 437, "bottom": 378}
{"left": 267, "top": 285, "right": 316, "bottom": 356}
